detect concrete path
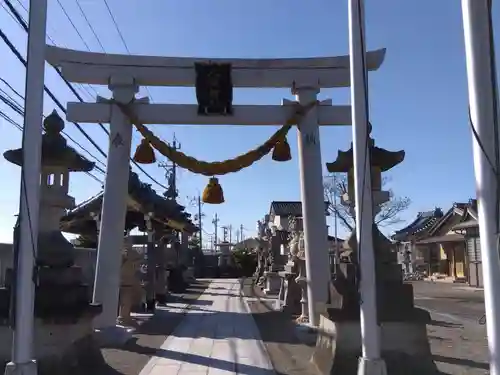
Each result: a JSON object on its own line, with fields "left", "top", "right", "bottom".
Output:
{"left": 138, "top": 279, "right": 275, "bottom": 375}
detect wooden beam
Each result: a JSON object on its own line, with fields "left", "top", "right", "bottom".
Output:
{"left": 45, "top": 45, "right": 386, "bottom": 88}
{"left": 66, "top": 102, "right": 352, "bottom": 126}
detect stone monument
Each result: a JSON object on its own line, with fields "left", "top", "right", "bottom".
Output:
{"left": 118, "top": 235, "right": 144, "bottom": 326}
{"left": 312, "top": 126, "right": 438, "bottom": 374}
{"left": 261, "top": 222, "right": 284, "bottom": 295}
{"left": 277, "top": 216, "right": 303, "bottom": 317}
{"left": 254, "top": 220, "right": 269, "bottom": 284}
{"left": 0, "top": 111, "right": 102, "bottom": 372}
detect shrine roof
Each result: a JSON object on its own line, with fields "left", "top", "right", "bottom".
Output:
{"left": 61, "top": 171, "right": 197, "bottom": 233}
{"left": 3, "top": 111, "right": 94, "bottom": 172}
{"left": 426, "top": 203, "right": 468, "bottom": 237}
{"left": 392, "top": 208, "right": 444, "bottom": 242}
{"left": 269, "top": 201, "right": 329, "bottom": 217}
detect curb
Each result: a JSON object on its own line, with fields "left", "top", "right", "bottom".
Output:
{"left": 238, "top": 278, "right": 277, "bottom": 374}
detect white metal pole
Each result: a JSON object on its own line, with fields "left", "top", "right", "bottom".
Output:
{"left": 295, "top": 88, "right": 331, "bottom": 327}
{"left": 348, "top": 0, "right": 387, "bottom": 374}
{"left": 333, "top": 174, "right": 339, "bottom": 267}
{"left": 462, "top": 2, "right": 500, "bottom": 374}
{"left": 4, "top": 2, "right": 47, "bottom": 375}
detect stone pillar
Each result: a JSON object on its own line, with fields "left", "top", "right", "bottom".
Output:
{"left": 155, "top": 242, "right": 168, "bottom": 305}
{"left": 92, "top": 77, "right": 138, "bottom": 330}
{"left": 295, "top": 87, "right": 331, "bottom": 327}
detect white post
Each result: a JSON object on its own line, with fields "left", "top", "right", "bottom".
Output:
{"left": 145, "top": 212, "right": 155, "bottom": 308}
{"left": 5, "top": 2, "right": 47, "bottom": 375}
{"left": 333, "top": 174, "right": 340, "bottom": 267}
{"left": 295, "top": 87, "right": 331, "bottom": 327}
{"left": 348, "top": 1, "right": 387, "bottom": 374}
{"left": 462, "top": 2, "right": 500, "bottom": 375}
{"left": 92, "top": 76, "right": 137, "bottom": 332}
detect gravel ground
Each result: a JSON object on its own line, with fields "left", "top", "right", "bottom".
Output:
{"left": 240, "top": 278, "right": 319, "bottom": 375}
{"left": 243, "top": 278, "right": 491, "bottom": 375}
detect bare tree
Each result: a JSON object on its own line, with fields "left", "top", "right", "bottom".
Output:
{"left": 324, "top": 173, "right": 411, "bottom": 231}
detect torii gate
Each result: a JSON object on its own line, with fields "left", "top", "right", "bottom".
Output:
{"left": 44, "top": 46, "right": 386, "bottom": 331}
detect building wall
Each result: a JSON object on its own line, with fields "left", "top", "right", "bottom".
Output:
{"left": 466, "top": 236, "right": 483, "bottom": 288}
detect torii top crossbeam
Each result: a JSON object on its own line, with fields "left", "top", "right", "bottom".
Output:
{"left": 45, "top": 45, "right": 386, "bottom": 88}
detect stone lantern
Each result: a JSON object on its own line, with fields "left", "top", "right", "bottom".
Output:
{"left": 325, "top": 125, "right": 407, "bottom": 299}
{"left": 326, "top": 123, "right": 404, "bottom": 217}
{"left": 0, "top": 111, "right": 102, "bottom": 369}
{"left": 315, "top": 126, "right": 437, "bottom": 374}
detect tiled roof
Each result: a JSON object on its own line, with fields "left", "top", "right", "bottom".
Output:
{"left": 427, "top": 203, "right": 467, "bottom": 237}
{"left": 270, "top": 201, "right": 329, "bottom": 217}
{"left": 392, "top": 208, "right": 444, "bottom": 241}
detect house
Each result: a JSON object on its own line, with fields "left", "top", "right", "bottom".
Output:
{"left": 392, "top": 208, "right": 444, "bottom": 274}
{"left": 266, "top": 201, "right": 341, "bottom": 262}
{"left": 452, "top": 199, "right": 482, "bottom": 287}
{"left": 267, "top": 201, "right": 330, "bottom": 232}
{"left": 415, "top": 203, "right": 469, "bottom": 282}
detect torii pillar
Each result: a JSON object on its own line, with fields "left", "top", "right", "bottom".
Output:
{"left": 92, "top": 76, "right": 138, "bottom": 337}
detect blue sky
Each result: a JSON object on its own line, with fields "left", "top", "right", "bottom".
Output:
{"left": 0, "top": 0, "right": 498, "bottom": 246}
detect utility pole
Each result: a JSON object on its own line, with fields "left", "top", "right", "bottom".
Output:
{"left": 349, "top": 0, "right": 386, "bottom": 373}
{"left": 462, "top": 2, "right": 500, "bottom": 375}
{"left": 212, "top": 213, "right": 219, "bottom": 250}
{"left": 229, "top": 224, "right": 232, "bottom": 244}
{"left": 222, "top": 225, "right": 229, "bottom": 242}
{"left": 159, "top": 134, "right": 181, "bottom": 200}
{"left": 198, "top": 195, "right": 202, "bottom": 251}
{"left": 6, "top": 1, "right": 48, "bottom": 375}
{"left": 240, "top": 224, "right": 244, "bottom": 242}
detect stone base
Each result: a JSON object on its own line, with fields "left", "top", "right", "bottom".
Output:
{"left": 264, "top": 272, "right": 281, "bottom": 295}
{"left": 0, "top": 319, "right": 95, "bottom": 363}
{"left": 3, "top": 360, "right": 37, "bottom": 375}
{"left": 1, "top": 331, "right": 103, "bottom": 375}
{"left": 278, "top": 271, "right": 301, "bottom": 315}
{"left": 145, "top": 299, "right": 155, "bottom": 313}
{"left": 183, "top": 267, "right": 195, "bottom": 283}
{"left": 311, "top": 312, "right": 439, "bottom": 375}
{"left": 156, "top": 293, "right": 168, "bottom": 306}
{"left": 357, "top": 357, "right": 388, "bottom": 375}
{"left": 93, "top": 324, "right": 135, "bottom": 347}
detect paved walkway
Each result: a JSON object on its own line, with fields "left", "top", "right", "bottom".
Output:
{"left": 138, "top": 279, "right": 275, "bottom": 375}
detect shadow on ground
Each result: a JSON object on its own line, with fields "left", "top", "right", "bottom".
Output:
{"left": 89, "top": 280, "right": 211, "bottom": 375}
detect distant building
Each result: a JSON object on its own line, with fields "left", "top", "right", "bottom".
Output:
{"left": 392, "top": 208, "right": 444, "bottom": 274}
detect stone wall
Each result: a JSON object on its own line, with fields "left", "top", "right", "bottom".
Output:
{"left": 0, "top": 243, "right": 97, "bottom": 286}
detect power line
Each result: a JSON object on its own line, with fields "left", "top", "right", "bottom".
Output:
{"left": 101, "top": 0, "right": 155, "bottom": 102}
{"left": 102, "top": 0, "right": 130, "bottom": 54}
{"left": 0, "top": 82, "right": 107, "bottom": 172}
{"left": 2, "top": 1, "right": 167, "bottom": 190}
{"left": 74, "top": 0, "right": 106, "bottom": 52}
{"left": 55, "top": 0, "right": 91, "bottom": 50}
{"left": 0, "top": 108, "right": 103, "bottom": 184}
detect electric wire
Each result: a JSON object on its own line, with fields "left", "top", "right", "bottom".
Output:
{"left": 74, "top": 0, "right": 106, "bottom": 52}
{"left": 4, "top": 0, "right": 98, "bottom": 100}
{"left": 1, "top": 2, "right": 168, "bottom": 190}
{"left": 101, "top": 0, "right": 156, "bottom": 102}
{"left": 55, "top": 0, "right": 91, "bottom": 51}
{"left": 0, "top": 108, "right": 104, "bottom": 183}
{"left": 0, "top": 84, "right": 107, "bottom": 171}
